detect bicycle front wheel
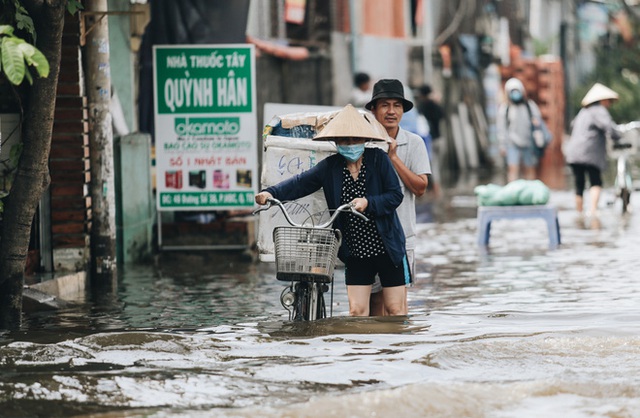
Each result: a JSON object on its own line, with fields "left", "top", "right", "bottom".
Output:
{"left": 293, "top": 282, "right": 326, "bottom": 321}
{"left": 292, "top": 282, "right": 308, "bottom": 320}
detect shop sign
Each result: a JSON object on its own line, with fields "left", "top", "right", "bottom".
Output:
{"left": 153, "top": 44, "right": 257, "bottom": 210}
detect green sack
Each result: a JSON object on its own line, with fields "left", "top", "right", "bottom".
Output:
{"left": 516, "top": 179, "right": 550, "bottom": 205}
{"left": 474, "top": 180, "right": 550, "bottom": 206}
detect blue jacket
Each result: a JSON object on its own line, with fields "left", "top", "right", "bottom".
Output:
{"left": 264, "top": 148, "right": 406, "bottom": 266}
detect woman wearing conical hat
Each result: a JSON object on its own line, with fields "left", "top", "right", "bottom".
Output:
{"left": 565, "top": 83, "right": 622, "bottom": 217}
{"left": 255, "top": 104, "right": 411, "bottom": 317}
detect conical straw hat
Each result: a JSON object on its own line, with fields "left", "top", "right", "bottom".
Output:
{"left": 313, "top": 104, "right": 387, "bottom": 141}
{"left": 581, "top": 83, "right": 619, "bottom": 107}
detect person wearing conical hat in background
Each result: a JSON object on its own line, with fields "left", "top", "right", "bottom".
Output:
{"left": 365, "top": 79, "right": 431, "bottom": 316}
{"left": 255, "top": 104, "right": 412, "bottom": 317}
{"left": 565, "top": 83, "right": 622, "bottom": 218}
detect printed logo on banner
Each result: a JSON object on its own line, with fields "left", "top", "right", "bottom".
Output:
{"left": 174, "top": 117, "right": 240, "bottom": 136}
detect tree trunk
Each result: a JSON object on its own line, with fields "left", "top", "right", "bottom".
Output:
{"left": 0, "top": 2, "right": 66, "bottom": 330}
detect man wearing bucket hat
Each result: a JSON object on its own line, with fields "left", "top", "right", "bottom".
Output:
{"left": 365, "top": 79, "right": 432, "bottom": 315}
{"left": 255, "top": 104, "right": 411, "bottom": 316}
{"left": 565, "top": 83, "right": 622, "bottom": 217}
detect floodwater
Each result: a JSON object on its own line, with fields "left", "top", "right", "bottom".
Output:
{"left": 2, "top": 171, "right": 640, "bottom": 418}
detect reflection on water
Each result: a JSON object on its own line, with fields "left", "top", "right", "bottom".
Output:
{"left": 2, "top": 188, "right": 640, "bottom": 417}
{"left": 260, "top": 315, "right": 430, "bottom": 338}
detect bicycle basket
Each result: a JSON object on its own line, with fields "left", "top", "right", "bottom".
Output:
{"left": 273, "top": 226, "right": 342, "bottom": 283}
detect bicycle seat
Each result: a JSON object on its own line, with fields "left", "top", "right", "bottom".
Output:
{"left": 613, "top": 142, "right": 633, "bottom": 150}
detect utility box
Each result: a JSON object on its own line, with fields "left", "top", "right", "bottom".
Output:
{"left": 115, "top": 133, "right": 155, "bottom": 263}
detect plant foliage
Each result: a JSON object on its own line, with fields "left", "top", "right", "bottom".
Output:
{"left": 0, "top": 24, "right": 49, "bottom": 85}
{"left": 67, "top": 0, "right": 83, "bottom": 15}
{"left": 571, "top": 5, "right": 640, "bottom": 123}
{"left": 0, "top": 0, "right": 35, "bottom": 40}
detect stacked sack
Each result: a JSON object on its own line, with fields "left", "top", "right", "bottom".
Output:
{"left": 474, "top": 179, "right": 550, "bottom": 206}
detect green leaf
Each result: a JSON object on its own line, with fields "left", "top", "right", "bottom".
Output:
{"left": 24, "top": 66, "right": 33, "bottom": 84}
{"left": 67, "top": 0, "right": 84, "bottom": 15}
{"left": 16, "top": 41, "right": 50, "bottom": 77}
{"left": 0, "top": 25, "right": 15, "bottom": 36}
{"left": 1, "top": 30, "right": 49, "bottom": 84}
{"left": 26, "top": 48, "right": 49, "bottom": 77}
{"left": 9, "top": 142, "right": 23, "bottom": 163}
{"left": 17, "top": 41, "right": 36, "bottom": 57}
{"left": 1, "top": 37, "right": 26, "bottom": 85}
{"left": 14, "top": 13, "right": 35, "bottom": 41}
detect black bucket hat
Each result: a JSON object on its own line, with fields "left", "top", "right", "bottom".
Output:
{"left": 365, "top": 79, "right": 414, "bottom": 112}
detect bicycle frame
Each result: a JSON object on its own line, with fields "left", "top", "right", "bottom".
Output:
{"left": 612, "top": 122, "right": 639, "bottom": 214}
{"left": 280, "top": 281, "right": 328, "bottom": 321}
{"left": 614, "top": 145, "right": 633, "bottom": 213}
{"left": 254, "top": 198, "right": 368, "bottom": 321}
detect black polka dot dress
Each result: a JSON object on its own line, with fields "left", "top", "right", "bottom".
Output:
{"left": 341, "top": 162, "right": 386, "bottom": 258}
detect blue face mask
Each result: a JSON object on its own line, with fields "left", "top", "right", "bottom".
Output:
{"left": 337, "top": 143, "right": 365, "bottom": 162}
{"left": 509, "top": 90, "right": 524, "bottom": 103}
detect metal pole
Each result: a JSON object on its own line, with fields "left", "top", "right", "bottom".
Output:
{"left": 349, "top": 0, "right": 357, "bottom": 74}
{"left": 423, "top": 0, "right": 434, "bottom": 82}
{"left": 84, "top": 0, "right": 117, "bottom": 282}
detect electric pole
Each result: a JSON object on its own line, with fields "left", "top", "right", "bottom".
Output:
{"left": 84, "top": 0, "right": 117, "bottom": 282}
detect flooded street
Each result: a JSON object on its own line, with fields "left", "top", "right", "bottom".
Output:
{"left": 2, "top": 175, "right": 640, "bottom": 418}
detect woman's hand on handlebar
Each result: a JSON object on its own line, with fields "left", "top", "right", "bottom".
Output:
{"left": 350, "top": 197, "right": 368, "bottom": 213}
{"left": 255, "top": 191, "right": 273, "bottom": 206}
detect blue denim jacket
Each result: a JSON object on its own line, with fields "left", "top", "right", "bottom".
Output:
{"left": 264, "top": 148, "right": 406, "bottom": 266}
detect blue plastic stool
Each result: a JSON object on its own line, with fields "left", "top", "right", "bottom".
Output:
{"left": 477, "top": 205, "right": 561, "bottom": 248}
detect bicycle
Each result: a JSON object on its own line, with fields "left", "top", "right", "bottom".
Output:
{"left": 611, "top": 122, "right": 640, "bottom": 213}
{"left": 253, "top": 197, "right": 368, "bottom": 321}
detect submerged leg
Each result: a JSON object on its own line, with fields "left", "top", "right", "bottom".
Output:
{"left": 347, "top": 285, "right": 372, "bottom": 316}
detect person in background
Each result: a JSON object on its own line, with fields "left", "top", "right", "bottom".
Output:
{"left": 399, "top": 89, "right": 431, "bottom": 153}
{"left": 417, "top": 84, "right": 444, "bottom": 143}
{"left": 255, "top": 104, "right": 411, "bottom": 317}
{"left": 365, "top": 79, "right": 431, "bottom": 315}
{"left": 497, "top": 77, "right": 545, "bottom": 182}
{"left": 349, "top": 72, "right": 372, "bottom": 108}
{"left": 565, "top": 83, "right": 621, "bottom": 218}
{"left": 416, "top": 83, "right": 444, "bottom": 195}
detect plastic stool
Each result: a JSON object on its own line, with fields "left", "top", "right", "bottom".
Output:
{"left": 477, "top": 205, "right": 561, "bottom": 248}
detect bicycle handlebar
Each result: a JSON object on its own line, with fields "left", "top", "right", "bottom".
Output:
{"left": 617, "top": 121, "right": 640, "bottom": 133}
{"left": 613, "top": 142, "right": 633, "bottom": 150}
{"left": 253, "top": 197, "right": 369, "bottom": 228}
{"left": 612, "top": 122, "right": 640, "bottom": 152}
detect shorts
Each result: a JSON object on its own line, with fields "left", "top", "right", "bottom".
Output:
{"left": 345, "top": 252, "right": 411, "bottom": 288}
{"left": 570, "top": 163, "right": 602, "bottom": 196}
{"left": 371, "top": 249, "right": 414, "bottom": 293}
{"left": 506, "top": 144, "right": 537, "bottom": 168}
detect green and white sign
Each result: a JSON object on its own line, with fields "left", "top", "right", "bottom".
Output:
{"left": 153, "top": 44, "right": 257, "bottom": 210}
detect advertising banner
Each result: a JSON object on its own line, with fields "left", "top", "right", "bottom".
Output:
{"left": 153, "top": 44, "right": 257, "bottom": 211}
